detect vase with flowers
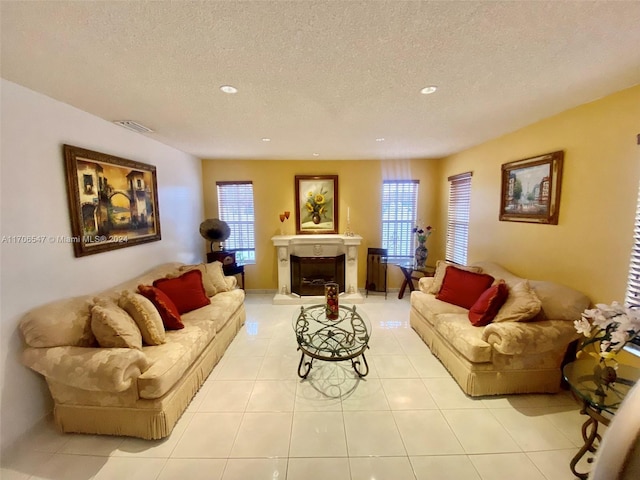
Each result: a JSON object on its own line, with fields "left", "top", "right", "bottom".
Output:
{"left": 305, "top": 189, "right": 329, "bottom": 225}
{"left": 412, "top": 225, "right": 433, "bottom": 268}
{"left": 574, "top": 302, "right": 640, "bottom": 393}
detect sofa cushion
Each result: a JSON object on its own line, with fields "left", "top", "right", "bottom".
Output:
{"left": 418, "top": 276, "right": 434, "bottom": 293}
{"left": 207, "top": 261, "right": 232, "bottom": 293}
{"left": 178, "top": 263, "right": 217, "bottom": 296}
{"left": 181, "top": 288, "right": 246, "bottom": 333}
{"left": 118, "top": 291, "right": 166, "bottom": 346}
{"left": 20, "top": 295, "right": 96, "bottom": 348}
{"left": 529, "top": 280, "right": 590, "bottom": 321}
{"left": 437, "top": 266, "right": 495, "bottom": 309}
{"left": 494, "top": 280, "right": 542, "bottom": 323}
{"left": 138, "top": 285, "right": 184, "bottom": 330}
{"left": 90, "top": 302, "right": 142, "bottom": 350}
{"left": 99, "top": 263, "right": 184, "bottom": 297}
{"left": 427, "top": 260, "right": 483, "bottom": 295}
{"left": 410, "top": 291, "right": 469, "bottom": 326}
{"left": 434, "top": 314, "right": 492, "bottom": 363}
{"left": 469, "top": 281, "right": 509, "bottom": 326}
{"left": 137, "top": 317, "right": 218, "bottom": 399}
{"left": 472, "top": 261, "right": 524, "bottom": 288}
{"left": 153, "top": 270, "right": 211, "bottom": 314}
{"left": 472, "top": 262, "right": 590, "bottom": 321}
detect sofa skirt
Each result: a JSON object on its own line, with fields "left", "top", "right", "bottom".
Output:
{"left": 409, "top": 307, "right": 562, "bottom": 397}
{"left": 53, "top": 304, "right": 246, "bottom": 439}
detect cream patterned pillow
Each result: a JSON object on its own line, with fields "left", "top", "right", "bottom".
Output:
{"left": 427, "top": 260, "right": 483, "bottom": 295}
{"left": 178, "top": 263, "right": 217, "bottom": 297}
{"left": 20, "top": 295, "right": 96, "bottom": 348}
{"left": 118, "top": 291, "right": 166, "bottom": 345}
{"left": 206, "top": 261, "right": 231, "bottom": 293}
{"left": 90, "top": 301, "right": 142, "bottom": 349}
{"left": 493, "top": 280, "right": 542, "bottom": 323}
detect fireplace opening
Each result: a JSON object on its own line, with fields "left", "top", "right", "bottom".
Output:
{"left": 290, "top": 254, "right": 345, "bottom": 296}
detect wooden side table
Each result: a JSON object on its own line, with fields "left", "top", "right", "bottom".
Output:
{"left": 396, "top": 263, "right": 435, "bottom": 299}
{"left": 205, "top": 251, "right": 245, "bottom": 289}
{"left": 223, "top": 264, "right": 245, "bottom": 290}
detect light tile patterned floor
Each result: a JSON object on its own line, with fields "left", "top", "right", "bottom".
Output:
{"left": 1, "top": 294, "right": 591, "bottom": 480}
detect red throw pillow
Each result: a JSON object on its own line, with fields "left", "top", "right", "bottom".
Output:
{"left": 138, "top": 284, "right": 184, "bottom": 330}
{"left": 152, "top": 269, "right": 210, "bottom": 314}
{"left": 436, "top": 266, "right": 495, "bottom": 310}
{"left": 468, "top": 281, "right": 509, "bottom": 326}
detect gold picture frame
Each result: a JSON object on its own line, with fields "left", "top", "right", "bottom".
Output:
{"left": 63, "top": 144, "right": 161, "bottom": 257}
{"left": 295, "top": 175, "right": 339, "bottom": 234}
{"left": 500, "top": 150, "right": 564, "bottom": 224}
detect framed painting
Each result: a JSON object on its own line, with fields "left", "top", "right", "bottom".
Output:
{"left": 295, "top": 175, "right": 339, "bottom": 234}
{"left": 500, "top": 150, "right": 564, "bottom": 224}
{"left": 63, "top": 144, "right": 161, "bottom": 257}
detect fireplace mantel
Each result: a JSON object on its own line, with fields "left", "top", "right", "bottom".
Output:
{"left": 271, "top": 234, "right": 364, "bottom": 305}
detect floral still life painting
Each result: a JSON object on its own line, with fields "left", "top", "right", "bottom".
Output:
{"left": 295, "top": 175, "right": 338, "bottom": 234}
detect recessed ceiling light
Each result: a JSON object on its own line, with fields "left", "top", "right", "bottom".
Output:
{"left": 376, "top": 138, "right": 385, "bottom": 142}
{"left": 420, "top": 86, "right": 438, "bottom": 95}
{"left": 261, "top": 138, "right": 271, "bottom": 142}
{"left": 220, "top": 85, "right": 238, "bottom": 94}
{"left": 312, "top": 153, "right": 319, "bottom": 157}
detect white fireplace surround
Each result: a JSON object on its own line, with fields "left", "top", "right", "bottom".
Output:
{"left": 271, "top": 234, "right": 364, "bottom": 305}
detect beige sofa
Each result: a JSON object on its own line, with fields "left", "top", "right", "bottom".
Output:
{"left": 410, "top": 261, "right": 589, "bottom": 396}
{"left": 19, "top": 262, "right": 246, "bottom": 439}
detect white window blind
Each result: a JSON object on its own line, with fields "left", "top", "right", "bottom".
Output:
{"left": 625, "top": 182, "right": 640, "bottom": 349}
{"left": 446, "top": 172, "right": 472, "bottom": 265}
{"left": 625, "top": 182, "right": 640, "bottom": 308}
{"left": 381, "top": 180, "right": 419, "bottom": 261}
{"left": 216, "top": 181, "right": 256, "bottom": 264}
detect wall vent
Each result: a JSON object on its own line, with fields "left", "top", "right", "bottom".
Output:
{"left": 113, "top": 120, "right": 154, "bottom": 133}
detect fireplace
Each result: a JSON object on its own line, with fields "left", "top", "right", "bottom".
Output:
{"left": 271, "top": 234, "right": 364, "bottom": 304}
{"left": 290, "top": 254, "right": 345, "bottom": 296}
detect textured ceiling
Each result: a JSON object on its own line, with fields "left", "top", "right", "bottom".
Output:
{"left": 2, "top": 1, "right": 639, "bottom": 160}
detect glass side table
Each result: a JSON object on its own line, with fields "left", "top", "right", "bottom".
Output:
{"left": 562, "top": 359, "right": 639, "bottom": 479}
{"left": 395, "top": 262, "right": 435, "bottom": 299}
{"left": 293, "top": 304, "right": 371, "bottom": 379}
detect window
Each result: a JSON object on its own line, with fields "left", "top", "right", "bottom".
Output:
{"left": 625, "top": 183, "right": 640, "bottom": 308}
{"left": 625, "top": 182, "right": 640, "bottom": 349}
{"left": 83, "top": 174, "right": 94, "bottom": 194}
{"left": 216, "top": 181, "right": 256, "bottom": 264}
{"left": 381, "top": 180, "right": 419, "bottom": 261}
{"left": 446, "top": 172, "right": 472, "bottom": 265}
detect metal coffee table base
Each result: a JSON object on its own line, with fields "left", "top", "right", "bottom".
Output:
{"left": 297, "top": 347, "right": 370, "bottom": 379}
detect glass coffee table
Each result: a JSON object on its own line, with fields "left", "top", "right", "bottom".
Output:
{"left": 293, "top": 304, "right": 371, "bottom": 379}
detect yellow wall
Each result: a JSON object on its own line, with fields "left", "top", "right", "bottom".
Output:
{"left": 439, "top": 85, "right": 640, "bottom": 303}
{"left": 201, "top": 159, "right": 441, "bottom": 290}
{"left": 202, "top": 85, "right": 639, "bottom": 303}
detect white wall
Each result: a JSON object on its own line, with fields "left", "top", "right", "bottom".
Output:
{"left": 0, "top": 80, "right": 205, "bottom": 450}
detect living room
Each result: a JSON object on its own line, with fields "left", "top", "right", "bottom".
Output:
{"left": 2, "top": 2, "right": 640, "bottom": 480}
